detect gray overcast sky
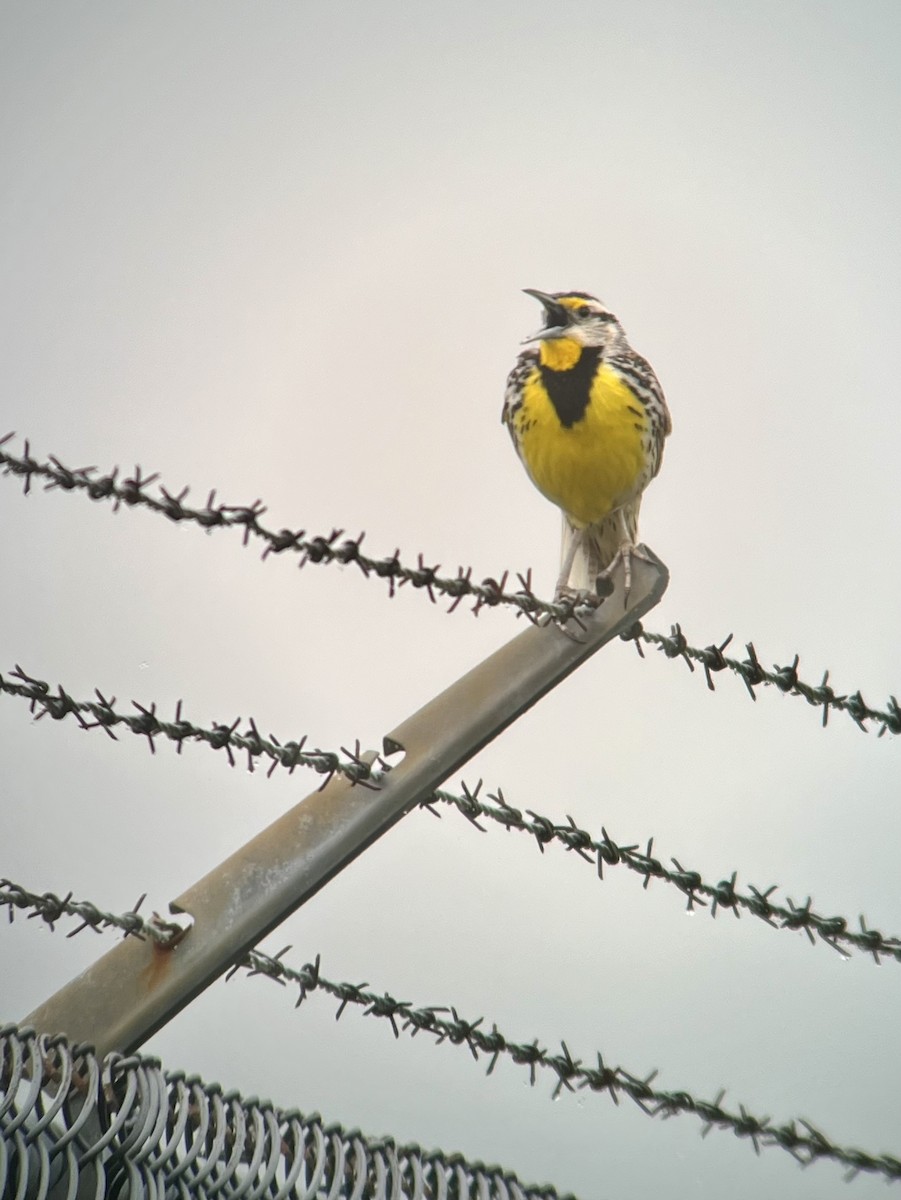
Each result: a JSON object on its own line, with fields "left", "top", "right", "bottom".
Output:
{"left": 1, "top": 2, "right": 900, "bottom": 1197}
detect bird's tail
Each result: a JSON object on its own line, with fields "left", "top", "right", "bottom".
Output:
{"left": 560, "top": 500, "right": 641, "bottom": 593}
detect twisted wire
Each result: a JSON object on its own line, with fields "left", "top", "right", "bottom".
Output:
{"left": 2, "top": 667, "right": 898, "bottom": 964}
{"left": 619, "top": 620, "right": 901, "bottom": 737}
{"left": 3, "top": 436, "right": 899, "bottom": 735}
{"left": 0, "top": 1023, "right": 566, "bottom": 1200}
{"left": 0, "top": 435, "right": 548, "bottom": 619}
{"left": 3, "top": 887, "right": 897, "bottom": 1183}
{"left": 0, "top": 663, "right": 382, "bottom": 788}
{"left": 235, "top": 953, "right": 901, "bottom": 1183}
{"left": 426, "top": 784, "right": 901, "bottom": 964}
{"left": 0, "top": 880, "right": 185, "bottom": 945}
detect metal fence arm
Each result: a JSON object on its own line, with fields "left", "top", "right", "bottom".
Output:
{"left": 24, "top": 554, "right": 668, "bottom": 1056}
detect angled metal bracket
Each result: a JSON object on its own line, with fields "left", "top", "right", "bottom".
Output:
{"left": 24, "top": 553, "right": 668, "bottom": 1056}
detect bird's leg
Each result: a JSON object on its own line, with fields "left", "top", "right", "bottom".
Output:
{"left": 597, "top": 509, "right": 654, "bottom": 604}
{"left": 539, "top": 523, "right": 590, "bottom": 638}
{"left": 584, "top": 531, "right": 614, "bottom": 599}
{"left": 554, "top": 524, "right": 584, "bottom": 600}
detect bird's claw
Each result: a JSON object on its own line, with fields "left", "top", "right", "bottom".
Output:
{"left": 544, "top": 585, "right": 595, "bottom": 641}
{"left": 597, "top": 542, "right": 654, "bottom": 606}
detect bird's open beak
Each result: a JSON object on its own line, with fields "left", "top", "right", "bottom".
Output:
{"left": 521, "top": 288, "right": 573, "bottom": 344}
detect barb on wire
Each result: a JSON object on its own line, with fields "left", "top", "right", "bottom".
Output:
{"left": 3, "top": 879, "right": 896, "bottom": 1183}
{"left": 424, "top": 784, "right": 901, "bottom": 965}
{"left": 2, "top": 436, "right": 899, "bottom": 735}
{"left": 2, "top": 669, "right": 898, "bottom": 965}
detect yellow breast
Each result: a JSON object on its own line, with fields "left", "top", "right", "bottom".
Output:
{"left": 514, "top": 356, "right": 648, "bottom": 528}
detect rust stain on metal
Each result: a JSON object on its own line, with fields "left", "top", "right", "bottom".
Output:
{"left": 139, "top": 934, "right": 180, "bottom": 991}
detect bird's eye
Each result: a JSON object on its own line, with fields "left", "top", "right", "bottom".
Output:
{"left": 576, "top": 305, "right": 592, "bottom": 319}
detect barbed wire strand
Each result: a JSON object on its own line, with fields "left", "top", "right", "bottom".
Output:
{"left": 0, "top": 663, "right": 381, "bottom": 788}
{"left": 2, "top": 669, "right": 898, "bottom": 965}
{"left": 0, "top": 879, "right": 186, "bottom": 944}
{"left": 426, "top": 783, "right": 901, "bottom": 965}
{"left": 238, "top": 955, "right": 901, "bottom": 1185}
{"left": 2, "top": 437, "right": 899, "bottom": 736}
{"left": 1, "top": 882, "right": 896, "bottom": 1184}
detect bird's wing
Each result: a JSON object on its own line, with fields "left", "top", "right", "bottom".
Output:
{"left": 611, "top": 350, "right": 671, "bottom": 475}
{"left": 501, "top": 350, "right": 538, "bottom": 452}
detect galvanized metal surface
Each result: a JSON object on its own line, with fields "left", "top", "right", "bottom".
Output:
{"left": 24, "top": 554, "right": 668, "bottom": 1057}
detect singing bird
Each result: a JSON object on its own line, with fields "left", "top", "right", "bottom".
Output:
{"left": 502, "top": 289, "right": 670, "bottom": 601}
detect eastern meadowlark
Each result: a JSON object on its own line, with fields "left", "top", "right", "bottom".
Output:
{"left": 503, "top": 289, "right": 671, "bottom": 601}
